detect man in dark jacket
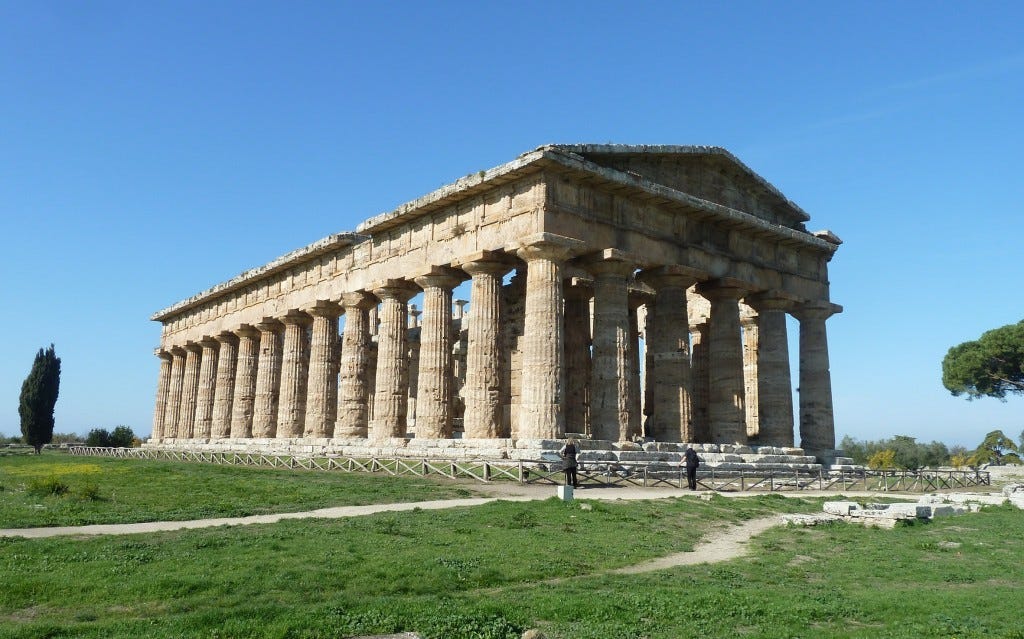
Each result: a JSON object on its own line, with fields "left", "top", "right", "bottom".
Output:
{"left": 684, "top": 445, "right": 700, "bottom": 490}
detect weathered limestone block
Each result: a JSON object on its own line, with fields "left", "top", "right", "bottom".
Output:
{"left": 823, "top": 501, "right": 860, "bottom": 516}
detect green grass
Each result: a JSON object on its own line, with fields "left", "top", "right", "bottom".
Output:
{"left": 2, "top": 453, "right": 1023, "bottom": 638}
{"left": 0, "top": 451, "right": 476, "bottom": 527}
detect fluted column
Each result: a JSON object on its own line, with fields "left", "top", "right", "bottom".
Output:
{"left": 276, "top": 311, "right": 312, "bottom": 438}
{"left": 746, "top": 294, "right": 796, "bottom": 447}
{"left": 151, "top": 350, "right": 173, "bottom": 440}
{"left": 460, "top": 256, "right": 513, "bottom": 439}
{"left": 229, "top": 325, "right": 259, "bottom": 438}
{"left": 627, "top": 294, "right": 646, "bottom": 440}
{"left": 639, "top": 267, "right": 699, "bottom": 442}
{"left": 515, "top": 242, "right": 572, "bottom": 439}
{"left": 337, "top": 291, "right": 376, "bottom": 437}
{"left": 252, "top": 319, "right": 283, "bottom": 438}
{"left": 304, "top": 301, "right": 340, "bottom": 438}
{"left": 697, "top": 280, "right": 749, "bottom": 444}
{"left": 414, "top": 268, "right": 463, "bottom": 439}
{"left": 741, "top": 313, "right": 759, "bottom": 439}
{"left": 689, "top": 322, "right": 710, "bottom": 442}
{"left": 585, "top": 250, "right": 637, "bottom": 442}
{"left": 563, "top": 279, "right": 592, "bottom": 437}
{"left": 794, "top": 302, "right": 841, "bottom": 452}
{"left": 163, "top": 347, "right": 186, "bottom": 438}
{"left": 211, "top": 332, "right": 238, "bottom": 439}
{"left": 193, "top": 337, "right": 219, "bottom": 438}
{"left": 178, "top": 342, "right": 202, "bottom": 439}
{"left": 370, "top": 281, "right": 418, "bottom": 439}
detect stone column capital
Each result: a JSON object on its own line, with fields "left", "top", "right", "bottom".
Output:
{"left": 371, "top": 279, "right": 418, "bottom": 303}
{"left": 793, "top": 301, "right": 843, "bottom": 322}
{"left": 199, "top": 336, "right": 219, "bottom": 349}
{"left": 280, "top": 309, "right": 313, "bottom": 326}
{"left": 746, "top": 290, "right": 800, "bottom": 313}
{"left": 414, "top": 266, "right": 464, "bottom": 291}
{"left": 696, "top": 278, "right": 749, "bottom": 300}
{"left": 305, "top": 300, "right": 342, "bottom": 318}
{"left": 234, "top": 324, "right": 260, "bottom": 339}
{"left": 458, "top": 252, "right": 515, "bottom": 278}
{"left": 184, "top": 341, "right": 202, "bottom": 353}
{"left": 255, "top": 318, "right": 284, "bottom": 333}
{"left": 340, "top": 290, "right": 377, "bottom": 311}
{"left": 581, "top": 248, "right": 638, "bottom": 279}
{"left": 637, "top": 264, "right": 703, "bottom": 290}
{"left": 214, "top": 331, "right": 239, "bottom": 346}
{"left": 513, "top": 233, "right": 585, "bottom": 263}
{"left": 170, "top": 345, "right": 186, "bottom": 356}
{"left": 564, "top": 277, "right": 593, "bottom": 300}
{"left": 155, "top": 348, "right": 173, "bottom": 361}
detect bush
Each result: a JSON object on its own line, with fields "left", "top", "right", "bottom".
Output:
{"left": 110, "top": 426, "right": 136, "bottom": 448}
{"left": 75, "top": 481, "right": 101, "bottom": 501}
{"left": 28, "top": 475, "right": 70, "bottom": 497}
{"left": 85, "top": 428, "right": 112, "bottom": 447}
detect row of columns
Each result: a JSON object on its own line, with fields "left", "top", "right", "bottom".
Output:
{"left": 153, "top": 243, "right": 838, "bottom": 449}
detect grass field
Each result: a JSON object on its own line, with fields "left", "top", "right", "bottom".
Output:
{"left": 0, "top": 450, "right": 475, "bottom": 527}
{"left": 2, "top": 452, "right": 1022, "bottom": 638}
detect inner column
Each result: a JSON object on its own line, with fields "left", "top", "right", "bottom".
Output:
{"left": 696, "top": 279, "right": 749, "bottom": 444}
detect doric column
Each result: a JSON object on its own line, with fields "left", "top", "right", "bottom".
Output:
{"left": 563, "top": 278, "right": 592, "bottom": 437}
{"left": 747, "top": 293, "right": 796, "bottom": 447}
{"left": 337, "top": 291, "right": 376, "bottom": 437}
{"left": 229, "top": 325, "right": 259, "bottom": 438}
{"left": 794, "top": 302, "right": 842, "bottom": 452}
{"left": 252, "top": 318, "right": 283, "bottom": 438}
{"left": 151, "top": 350, "right": 173, "bottom": 440}
{"left": 584, "top": 249, "right": 637, "bottom": 442}
{"left": 741, "top": 312, "right": 759, "bottom": 439}
{"left": 210, "top": 332, "right": 238, "bottom": 439}
{"left": 459, "top": 255, "right": 513, "bottom": 439}
{"left": 177, "top": 342, "right": 202, "bottom": 439}
{"left": 639, "top": 267, "right": 700, "bottom": 442}
{"left": 515, "top": 241, "right": 574, "bottom": 440}
{"left": 414, "top": 268, "right": 464, "bottom": 439}
{"left": 163, "top": 347, "right": 186, "bottom": 438}
{"left": 304, "top": 301, "right": 341, "bottom": 438}
{"left": 193, "top": 337, "right": 219, "bottom": 438}
{"left": 689, "top": 322, "right": 710, "bottom": 442}
{"left": 697, "top": 279, "right": 749, "bottom": 444}
{"left": 370, "top": 281, "right": 418, "bottom": 439}
{"left": 627, "top": 294, "right": 647, "bottom": 440}
{"left": 276, "top": 310, "right": 312, "bottom": 438}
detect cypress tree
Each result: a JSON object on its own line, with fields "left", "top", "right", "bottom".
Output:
{"left": 19, "top": 344, "right": 61, "bottom": 454}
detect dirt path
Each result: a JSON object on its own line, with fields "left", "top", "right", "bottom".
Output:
{"left": 612, "top": 515, "right": 780, "bottom": 573}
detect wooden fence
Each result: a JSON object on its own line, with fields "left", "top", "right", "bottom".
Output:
{"left": 67, "top": 446, "right": 990, "bottom": 493}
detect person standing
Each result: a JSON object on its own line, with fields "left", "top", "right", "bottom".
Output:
{"left": 684, "top": 445, "right": 700, "bottom": 490}
{"left": 559, "top": 438, "right": 580, "bottom": 488}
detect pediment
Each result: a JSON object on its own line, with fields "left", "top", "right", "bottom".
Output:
{"left": 551, "top": 145, "right": 809, "bottom": 229}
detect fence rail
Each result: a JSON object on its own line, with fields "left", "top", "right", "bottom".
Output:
{"left": 66, "top": 446, "right": 991, "bottom": 492}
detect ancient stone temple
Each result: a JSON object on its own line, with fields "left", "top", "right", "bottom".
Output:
{"left": 148, "top": 144, "right": 842, "bottom": 461}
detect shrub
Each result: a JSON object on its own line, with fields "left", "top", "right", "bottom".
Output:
{"left": 28, "top": 475, "right": 70, "bottom": 497}
{"left": 75, "top": 481, "right": 102, "bottom": 501}
{"left": 109, "top": 426, "right": 136, "bottom": 448}
{"left": 85, "top": 428, "right": 112, "bottom": 447}
{"left": 867, "top": 449, "right": 897, "bottom": 469}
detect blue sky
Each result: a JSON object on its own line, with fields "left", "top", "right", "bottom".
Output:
{"left": 2, "top": 2, "right": 1021, "bottom": 448}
